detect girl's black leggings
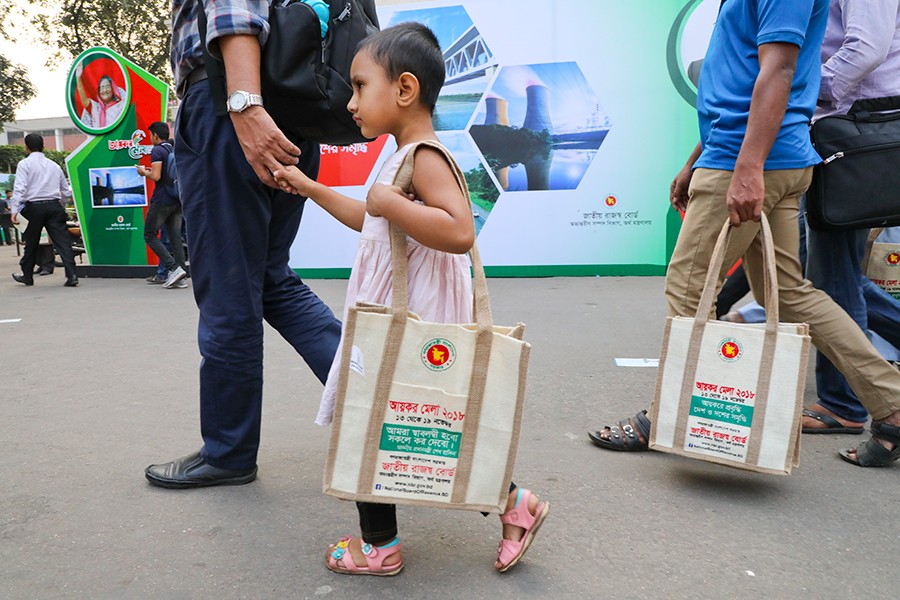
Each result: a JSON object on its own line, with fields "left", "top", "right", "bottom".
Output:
{"left": 357, "top": 481, "right": 518, "bottom": 545}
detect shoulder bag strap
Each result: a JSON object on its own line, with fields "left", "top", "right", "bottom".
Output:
{"left": 196, "top": 4, "right": 229, "bottom": 116}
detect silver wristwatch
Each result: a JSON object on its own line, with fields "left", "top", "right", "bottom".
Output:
{"left": 226, "top": 90, "right": 264, "bottom": 113}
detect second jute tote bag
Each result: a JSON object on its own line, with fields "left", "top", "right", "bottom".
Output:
{"left": 865, "top": 228, "right": 900, "bottom": 300}
{"left": 323, "top": 141, "right": 530, "bottom": 513}
{"left": 649, "top": 215, "right": 811, "bottom": 475}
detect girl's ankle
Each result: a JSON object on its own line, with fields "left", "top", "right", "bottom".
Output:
{"left": 372, "top": 537, "right": 400, "bottom": 549}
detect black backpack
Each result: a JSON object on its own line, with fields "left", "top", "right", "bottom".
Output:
{"left": 200, "top": 0, "right": 379, "bottom": 146}
{"left": 160, "top": 142, "right": 179, "bottom": 200}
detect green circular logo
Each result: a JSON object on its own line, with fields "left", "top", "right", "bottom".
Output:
{"left": 666, "top": 0, "right": 719, "bottom": 107}
{"left": 718, "top": 338, "right": 743, "bottom": 363}
{"left": 421, "top": 338, "right": 456, "bottom": 371}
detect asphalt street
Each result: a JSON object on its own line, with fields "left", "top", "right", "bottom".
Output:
{"left": 1, "top": 245, "right": 896, "bottom": 600}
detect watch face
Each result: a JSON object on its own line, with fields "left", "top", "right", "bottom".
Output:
{"left": 228, "top": 92, "right": 247, "bottom": 112}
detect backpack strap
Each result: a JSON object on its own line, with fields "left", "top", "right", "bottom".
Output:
{"left": 159, "top": 142, "right": 175, "bottom": 183}
{"left": 196, "top": 6, "right": 229, "bottom": 116}
{"left": 389, "top": 140, "right": 492, "bottom": 327}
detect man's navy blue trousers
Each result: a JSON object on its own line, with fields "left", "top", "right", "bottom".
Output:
{"left": 176, "top": 80, "right": 341, "bottom": 470}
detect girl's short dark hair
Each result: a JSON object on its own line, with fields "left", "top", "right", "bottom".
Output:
{"left": 357, "top": 22, "right": 445, "bottom": 112}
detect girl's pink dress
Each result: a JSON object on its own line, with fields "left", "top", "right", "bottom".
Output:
{"left": 316, "top": 142, "right": 473, "bottom": 425}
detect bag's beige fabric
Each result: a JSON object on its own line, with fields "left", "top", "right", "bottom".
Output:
{"left": 323, "top": 141, "right": 530, "bottom": 512}
{"left": 865, "top": 228, "right": 900, "bottom": 300}
{"left": 649, "top": 215, "right": 810, "bottom": 475}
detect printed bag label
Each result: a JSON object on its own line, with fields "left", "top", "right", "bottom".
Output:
{"left": 371, "top": 389, "right": 467, "bottom": 502}
{"left": 684, "top": 380, "right": 756, "bottom": 462}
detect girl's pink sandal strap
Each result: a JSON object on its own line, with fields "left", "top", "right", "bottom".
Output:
{"left": 326, "top": 536, "right": 404, "bottom": 576}
{"left": 500, "top": 489, "right": 538, "bottom": 529}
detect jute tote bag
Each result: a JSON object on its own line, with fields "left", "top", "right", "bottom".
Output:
{"left": 864, "top": 228, "right": 900, "bottom": 300}
{"left": 649, "top": 215, "right": 811, "bottom": 475}
{"left": 323, "top": 141, "right": 530, "bottom": 513}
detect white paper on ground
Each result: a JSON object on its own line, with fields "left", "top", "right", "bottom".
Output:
{"left": 614, "top": 358, "right": 659, "bottom": 367}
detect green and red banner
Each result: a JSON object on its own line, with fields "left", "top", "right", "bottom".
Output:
{"left": 65, "top": 47, "right": 169, "bottom": 266}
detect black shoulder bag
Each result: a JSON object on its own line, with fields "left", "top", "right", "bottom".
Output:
{"left": 198, "top": 0, "right": 379, "bottom": 146}
{"left": 806, "top": 95, "right": 900, "bottom": 231}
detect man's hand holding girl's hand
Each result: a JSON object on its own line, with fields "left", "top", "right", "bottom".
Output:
{"left": 272, "top": 164, "right": 312, "bottom": 196}
{"left": 230, "top": 106, "right": 301, "bottom": 189}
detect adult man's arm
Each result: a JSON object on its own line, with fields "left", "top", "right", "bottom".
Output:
{"left": 671, "top": 142, "right": 702, "bottom": 212}
{"left": 821, "top": 0, "right": 900, "bottom": 109}
{"left": 727, "top": 42, "right": 799, "bottom": 226}
{"left": 137, "top": 162, "right": 163, "bottom": 182}
{"left": 58, "top": 165, "right": 72, "bottom": 204}
{"left": 10, "top": 160, "right": 29, "bottom": 225}
{"left": 219, "top": 35, "right": 301, "bottom": 188}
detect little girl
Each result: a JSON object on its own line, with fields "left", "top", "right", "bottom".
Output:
{"left": 274, "top": 22, "right": 548, "bottom": 576}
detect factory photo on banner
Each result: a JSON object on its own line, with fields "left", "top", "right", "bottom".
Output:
{"left": 293, "top": 0, "right": 717, "bottom": 277}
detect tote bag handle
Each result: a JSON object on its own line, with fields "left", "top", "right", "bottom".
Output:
{"left": 863, "top": 227, "right": 885, "bottom": 272}
{"left": 388, "top": 140, "right": 493, "bottom": 328}
{"left": 359, "top": 140, "right": 496, "bottom": 504}
{"left": 676, "top": 213, "right": 780, "bottom": 466}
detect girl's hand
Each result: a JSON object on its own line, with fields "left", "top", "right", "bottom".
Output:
{"left": 272, "top": 164, "right": 312, "bottom": 196}
{"left": 366, "top": 183, "right": 412, "bottom": 217}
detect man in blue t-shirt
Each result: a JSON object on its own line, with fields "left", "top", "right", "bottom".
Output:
{"left": 589, "top": 0, "right": 900, "bottom": 467}
{"left": 137, "top": 121, "right": 187, "bottom": 289}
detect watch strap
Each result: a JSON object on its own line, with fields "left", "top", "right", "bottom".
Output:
{"left": 227, "top": 91, "right": 264, "bottom": 113}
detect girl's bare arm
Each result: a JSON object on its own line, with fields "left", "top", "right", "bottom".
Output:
{"left": 273, "top": 165, "right": 366, "bottom": 232}
{"left": 367, "top": 147, "right": 475, "bottom": 254}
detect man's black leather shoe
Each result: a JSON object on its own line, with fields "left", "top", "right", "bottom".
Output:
{"left": 12, "top": 273, "right": 33, "bottom": 286}
{"left": 38, "top": 270, "right": 53, "bottom": 276}
{"left": 64, "top": 276, "right": 78, "bottom": 287}
{"left": 144, "top": 450, "right": 257, "bottom": 489}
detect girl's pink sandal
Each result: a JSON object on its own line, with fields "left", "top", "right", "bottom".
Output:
{"left": 496, "top": 488, "right": 549, "bottom": 573}
{"left": 325, "top": 536, "right": 404, "bottom": 576}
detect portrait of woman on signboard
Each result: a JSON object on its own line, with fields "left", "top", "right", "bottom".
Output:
{"left": 67, "top": 50, "right": 130, "bottom": 134}
{"left": 75, "top": 66, "right": 126, "bottom": 129}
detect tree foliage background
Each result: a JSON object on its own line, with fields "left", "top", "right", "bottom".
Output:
{"left": 0, "top": 6, "right": 36, "bottom": 131}
{"left": 0, "top": 146, "right": 69, "bottom": 173}
{"left": 0, "top": 55, "right": 36, "bottom": 129}
{"left": 3, "top": 0, "right": 172, "bottom": 89}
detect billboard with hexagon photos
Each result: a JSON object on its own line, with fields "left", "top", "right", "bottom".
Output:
{"left": 294, "top": 0, "right": 714, "bottom": 277}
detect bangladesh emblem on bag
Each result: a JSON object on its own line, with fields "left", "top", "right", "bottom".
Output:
{"left": 718, "top": 338, "right": 743, "bottom": 363}
{"left": 421, "top": 338, "right": 456, "bottom": 371}
{"left": 884, "top": 251, "right": 900, "bottom": 267}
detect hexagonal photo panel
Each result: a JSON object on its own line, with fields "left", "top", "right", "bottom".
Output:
{"left": 436, "top": 132, "right": 500, "bottom": 236}
{"left": 388, "top": 5, "right": 497, "bottom": 132}
{"left": 469, "top": 62, "right": 611, "bottom": 192}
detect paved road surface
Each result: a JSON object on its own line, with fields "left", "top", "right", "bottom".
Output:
{"left": 1, "top": 246, "right": 895, "bottom": 599}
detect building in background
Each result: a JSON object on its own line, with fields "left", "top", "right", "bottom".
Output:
{"left": 1, "top": 116, "right": 88, "bottom": 152}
